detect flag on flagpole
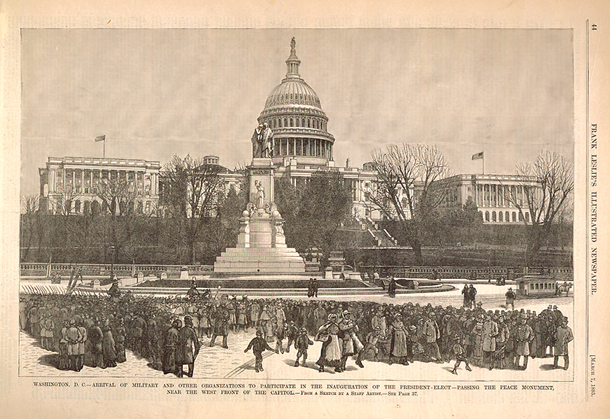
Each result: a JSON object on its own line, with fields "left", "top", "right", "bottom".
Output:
{"left": 95, "top": 135, "right": 106, "bottom": 142}
{"left": 472, "top": 151, "right": 484, "bottom": 160}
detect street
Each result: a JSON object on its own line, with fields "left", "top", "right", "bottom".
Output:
{"left": 20, "top": 283, "right": 573, "bottom": 381}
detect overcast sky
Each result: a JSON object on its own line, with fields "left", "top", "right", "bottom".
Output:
{"left": 21, "top": 28, "right": 573, "bottom": 196}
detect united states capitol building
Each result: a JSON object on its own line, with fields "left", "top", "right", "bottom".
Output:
{"left": 38, "top": 39, "right": 537, "bottom": 226}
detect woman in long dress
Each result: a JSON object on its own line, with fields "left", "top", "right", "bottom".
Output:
{"left": 114, "top": 318, "right": 127, "bottom": 363}
{"left": 388, "top": 314, "right": 409, "bottom": 365}
{"left": 102, "top": 324, "right": 117, "bottom": 368}
{"left": 315, "top": 314, "right": 342, "bottom": 373}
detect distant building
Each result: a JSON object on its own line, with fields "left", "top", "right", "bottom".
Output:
{"left": 157, "top": 155, "right": 242, "bottom": 218}
{"left": 38, "top": 156, "right": 161, "bottom": 215}
{"left": 36, "top": 39, "right": 543, "bottom": 228}
{"left": 435, "top": 174, "right": 539, "bottom": 224}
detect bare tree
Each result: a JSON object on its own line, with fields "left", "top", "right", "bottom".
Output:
{"left": 505, "top": 150, "right": 574, "bottom": 266}
{"left": 369, "top": 144, "right": 450, "bottom": 264}
{"left": 161, "top": 155, "right": 226, "bottom": 264}
{"left": 20, "top": 195, "right": 40, "bottom": 262}
{"left": 95, "top": 176, "right": 157, "bottom": 269}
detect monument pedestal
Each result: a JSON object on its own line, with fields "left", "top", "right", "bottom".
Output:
{"left": 213, "top": 158, "right": 305, "bottom": 276}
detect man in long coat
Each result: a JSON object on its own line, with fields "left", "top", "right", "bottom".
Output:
{"left": 163, "top": 319, "right": 181, "bottom": 375}
{"left": 338, "top": 310, "right": 365, "bottom": 370}
{"left": 423, "top": 312, "right": 442, "bottom": 362}
{"left": 248, "top": 300, "right": 260, "bottom": 329}
{"left": 482, "top": 314, "right": 499, "bottom": 370}
{"left": 87, "top": 319, "right": 104, "bottom": 368}
{"left": 515, "top": 315, "right": 534, "bottom": 370}
{"left": 553, "top": 317, "right": 574, "bottom": 370}
{"left": 65, "top": 319, "right": 82, "bottom": 370}
{"left": 76, "top": 317, "right": 88, "bottom": 371}
{"left": 177, "top": 316, "right": 201, "bottom": 377}
{"left": 209, "top": 302, "right": 229, "bottom": 349}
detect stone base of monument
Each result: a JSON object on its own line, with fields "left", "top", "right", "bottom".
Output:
{"left": 212, "top": 157, "right": 307, "bottom": 277}
{"left": 213, "top": 247, "right": 306, "bottom": 275}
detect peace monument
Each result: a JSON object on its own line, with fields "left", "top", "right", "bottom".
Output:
{"left": 213, "top": 39, "right": 311, "bottom": 275}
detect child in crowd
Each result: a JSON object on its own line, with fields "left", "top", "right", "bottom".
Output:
{"left": 245, "top": 330, "right": 274, "bottom": 373}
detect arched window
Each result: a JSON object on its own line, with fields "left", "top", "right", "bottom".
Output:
{"left": 492, "top": 211, "right": 496, "bottom": 222}
{"left": 290, "top": 118, "right": 294, "bottom": 127}
{"left": 284, "top": 118, "right": 287, "bottom": 127}
{"left": 302, "top": 118, "right": 305, "bottom": 127}
{"left": 505, "top": 211, "right": 510, "bottom": 222}
{"left": 519, "top": 212, "right": 523, "bottom": 221}
{"left": 512, "top": 212, "right": 517, "bottom": 222}
{"left": 498, "top": 211, "right": 503, "bottom": 222}
{"left": 74, "top": 200, "right": 81, "bottom": 214}
{"left": 485, "top": 211, "right": 490, "bottom": 221}
{"left": 525, "top": 212, "right": 530, "bottom": 222}
{"left": 308, "top": 119, "right": 311, "bottom": 128}
{"left": 91, "top": 200, "right": 101, "bottom": 216}
{"left": 83, "top": 200, "right": 91, "bottom": 215}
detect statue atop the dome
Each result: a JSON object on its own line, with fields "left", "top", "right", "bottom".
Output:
{"left": 261, "top": 123, "right": 274, "bottom": 157}
{"left": 252, "top": 124, "right": 263, "bottom": 158}
{"left": 251, "top": 122, "right": 274, "bottom": 158}
{"left": 290, "top": 37, "right": 296, "bottom": 55}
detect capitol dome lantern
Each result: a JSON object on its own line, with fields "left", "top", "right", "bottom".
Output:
{"left": 258, "top": 38, "right": 335, "bottom": 166}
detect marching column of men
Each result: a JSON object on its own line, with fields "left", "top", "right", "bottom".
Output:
{"left": 20, "top": 290, "right": 573, "bottom": 376}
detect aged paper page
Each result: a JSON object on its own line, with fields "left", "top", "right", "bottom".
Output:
{"left": 1, "top": 0, "right": 609, "bottom": 418}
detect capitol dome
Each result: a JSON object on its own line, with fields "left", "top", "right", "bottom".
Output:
{"left": 257, "top": 38, "right": 335, "bottom": 165}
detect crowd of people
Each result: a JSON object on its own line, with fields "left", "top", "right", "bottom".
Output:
{"left": 19, "top": 289, "right": 573, "bottom": 377}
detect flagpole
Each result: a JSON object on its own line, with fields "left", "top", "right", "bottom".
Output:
{"left": 103, "top": 140, "right": 106, "bottom": 159}
{"left": 482, "top": 155, "right": 485, "bottom": 175}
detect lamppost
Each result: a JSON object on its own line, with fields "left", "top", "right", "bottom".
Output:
{"left": 109, "top": 245, "right": 116, "bottom": 279}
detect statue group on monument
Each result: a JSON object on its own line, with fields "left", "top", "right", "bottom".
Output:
{"left": 252, "top": 123, "right": 274, "bottom": 158}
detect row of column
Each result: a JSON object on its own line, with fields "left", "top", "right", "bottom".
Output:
{"left": 271, "top": 116, "right": 326, "bottom": 131}
{"left": 274, "top": 138, "right": 332, "bottom": 159}
{"left": 475, "top": 183, "right": 524, "bottom": 208}
{"left": 48, "top": 167, "right": 158, "bottom": 196}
